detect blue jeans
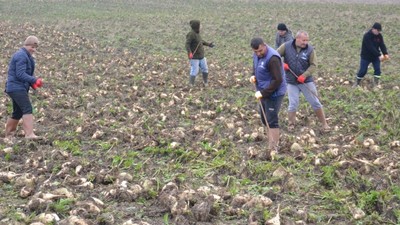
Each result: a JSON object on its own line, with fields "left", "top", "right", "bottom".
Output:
{"left": 259, "top": 95, "right": 284, "bottom": 128}
{"left": 189, "top": 58, "right": 208, "bottom": 76}
{"left": 356, "top": 57, "right": 381, "bottom": 80}
{"left": 7, "top": 91, "right": 33, "bottom": 120}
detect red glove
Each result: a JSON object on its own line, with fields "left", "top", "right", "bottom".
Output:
{"left": 32, "top": 78, "right": 43, "bottom": 90}
{"left": 189, "top": 52, "right": 193, "bottom": 59}
{"left": 297, "top": 75, "right": 306, "bottom": 83}
{"left": 283, "top": 63, "right": 290, "bottom": 71}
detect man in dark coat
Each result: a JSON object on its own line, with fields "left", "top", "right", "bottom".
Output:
{"left": 185, "top": 20, "right": 214, "bottom": 87}
{"left": 353, "top": 22, "right": 389, "bottom": 88}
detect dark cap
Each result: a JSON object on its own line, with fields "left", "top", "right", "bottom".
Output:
{"left": 277, "top": 23, "right": 287, "bottom": 31}
{"left": 372, "top": 22, "right": 382, "bottom": 31}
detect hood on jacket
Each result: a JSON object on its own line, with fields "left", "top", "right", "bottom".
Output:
{"left": 190, "top": 20, "right": 200, "bottom": 33}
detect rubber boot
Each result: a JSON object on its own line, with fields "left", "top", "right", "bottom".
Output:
{"left": 268, "top": 128, "right": 280, "bottom": 160}
{"left": 288, "top": 111, "right": 296, "bottom": 131}
{"left": 202, "top": 72, "right": 208, "bottom": 87}
{"left": 22, "top": 114, "right": 40, "bottom": 139}
{"left": 5, "top": 118, "right": 19, "bottom": 137}
{"left": 268, "top": 128, "right": 280, "bottom": 151}
{"left": 352, "top": 77, "right": 361, "bottom": 88}
{"left": 373, "top": 76, "right": 380, "bottom": 87}
{"left": 315, "top": 108, "right": 330, "bottom": 132}
{"left": 189, "top": 76, "right": 196, "bottom": 86}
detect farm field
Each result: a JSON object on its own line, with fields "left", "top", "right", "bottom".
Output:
{"left": 0, "top": 0, "right": 400, "bottom": 224}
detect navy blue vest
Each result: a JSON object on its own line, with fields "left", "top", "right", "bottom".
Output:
{"left": 253, "top": 46, "right": 287, "bottom": 98}
{"left": 284, "top": 41, "right": 314, "bottom": 84}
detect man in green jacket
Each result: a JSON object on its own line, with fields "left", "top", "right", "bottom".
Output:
{"left": 185, "top": 20, "right": 214, "bottom": 87}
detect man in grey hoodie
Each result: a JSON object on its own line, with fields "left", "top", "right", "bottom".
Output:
{"left": 275, "top": 23, "right": 293, "bottom": 49}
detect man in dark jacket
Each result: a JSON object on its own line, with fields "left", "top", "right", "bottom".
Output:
{"left": 185, "top": 20, "right": 214, "bottom": 87}
{"left": 353, "top": 22, "right": 389, "bottom": 88}
{"left": 5, "top": 36, "right": 43, "bottom": 139}
{"left": 275, "top": 23, "right": 293, "bottom": 49}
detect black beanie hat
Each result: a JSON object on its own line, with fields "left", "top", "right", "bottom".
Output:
{"left": 372, "top": 22, "right": 382, "bottom": 31}
{"left": 277, "top": 23, "right": 287, "bottom": 31}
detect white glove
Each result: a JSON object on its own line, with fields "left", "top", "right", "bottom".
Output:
{"left": 249, "top": 76, "right": 256, "bottom": 84}
{"left": 255, "top": 91, "right": 263, "bottom": 99}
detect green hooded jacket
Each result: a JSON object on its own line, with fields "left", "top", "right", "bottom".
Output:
{"left": 185, "top": 20, "right": 211, "bottom": 59}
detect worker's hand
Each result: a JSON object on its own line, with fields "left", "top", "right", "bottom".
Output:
{"left": 209, "top": 42, "right": 215, "bottom": 48}
{"left": 283, "top": 63, "right": 290, "bottom": 71}
{"left": 380, "top": 54, "right": 389, "bottom": 62}
{"left": 255, "top": 91, "right": 263, "bottom": 99}
{"left": 32, "top": 78, "right": 43, "bottom": 90}
{"left": 189, "top": 52, "right": 193, "bottom": 59}
{"left": 297, "top": 74, "right": 306, "bottom": 84}
{"left": 249, "top": 76, "right": 256, "bottom": 84}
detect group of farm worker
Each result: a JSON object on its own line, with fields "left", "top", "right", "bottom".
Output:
{"left": 3, "top": 21, "right": 389, "bottom": 155}
{"left": 185, "top": 20, "right": 389, "bottom": 155}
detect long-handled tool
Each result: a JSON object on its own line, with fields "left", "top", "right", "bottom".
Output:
{"left": 284, "top": 65, "right": 320, "bottom": 99}
{"left": 253, "top": 84, "right": 276, "bottom": 149}
{"left": 258, "top": 98, "right": 270, "bottom": 134}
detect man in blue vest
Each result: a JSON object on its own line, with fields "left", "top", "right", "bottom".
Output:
{"left": 277, "top": 31, "right": 330, "bottom": 132}
{"left": 249, "top": 37, "right": 287, "bottom": 155}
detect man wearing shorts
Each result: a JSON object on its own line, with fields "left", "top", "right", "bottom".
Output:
{"left": 250, "top": 37, "right": 287, "bottom": 154}
{"left": 5, "top": 36, "right": 43, "bottom": 139}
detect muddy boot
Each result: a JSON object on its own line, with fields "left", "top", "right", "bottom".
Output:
{"left": 288, "top": 111, "right": 296, "bottom": 132}
{"left": 5, "top": 118, "right": 19, "bottom": 138}
{"left": 189, "top": 76, "right": 196, "bottom": 86}
{"left": 352, "top": 77, "right": 361, "bottom": 88}
{"left": 202, "top": 72, "right": 208, "bottom": 87}
{"left": 268, "top": 128, "right": 280, "bottom": 160}
{"left": 373, "top": 76, "right": 380, "bottom": 88}
{"left": 268, "top": 128, "right": 280, "bottom": 151}
{"left": 315, "top": 108, "right": 330, "bottom": 132}
{"left": 22, "top": 114, "right": 41, "bottom": 139}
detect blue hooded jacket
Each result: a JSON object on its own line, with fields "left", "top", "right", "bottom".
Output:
{"left": 5, "top": 48, "right": 37, "bottom": 93}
